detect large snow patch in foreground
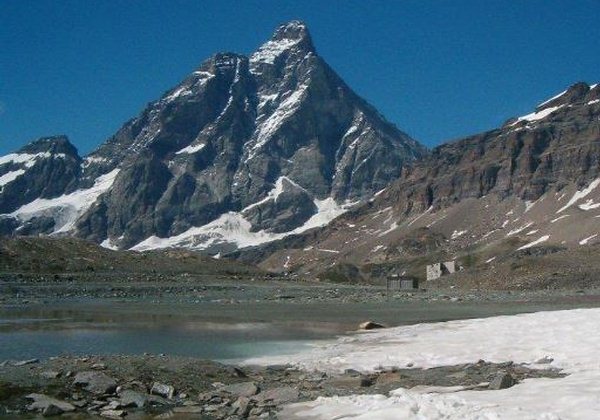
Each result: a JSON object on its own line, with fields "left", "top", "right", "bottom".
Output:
{"left": 245, "top": 308, "right": 600, "bottom": 419}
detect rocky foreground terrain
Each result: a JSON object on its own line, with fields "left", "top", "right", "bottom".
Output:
{"left": 5, "top": 271, "right": 600, "bottom": 308}
{"left": 0, "top": 349, "right": 565, "bottom": 418}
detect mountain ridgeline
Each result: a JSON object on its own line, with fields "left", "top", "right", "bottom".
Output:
{"left": 2, "top": 20, "right": 599, "bottom": 281}
{"left": 247, "top": 81, "right": 600, "bottom": 284}
{"left": 0, "top": 21, "right": 424, "bottom": 252}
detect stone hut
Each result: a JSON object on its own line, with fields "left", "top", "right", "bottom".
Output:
{"left": 387, "top": 274, "right": 419, "bottom": 291}
{"left": 426, "top": 261, "right": 456, "bottom": 281}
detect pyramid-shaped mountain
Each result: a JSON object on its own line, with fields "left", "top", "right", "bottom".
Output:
{"left": 0, "top": 21, "right": 425, "bottom": 252}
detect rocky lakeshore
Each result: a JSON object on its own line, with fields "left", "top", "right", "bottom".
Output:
{"left": 4, "top": 272, "right": 600, "bottom": 307}
{"left": 0, "top": 354, "right": 565, "bottom": 419}
{"left": 2, "top": 247, "right": 599, "bottom": 418}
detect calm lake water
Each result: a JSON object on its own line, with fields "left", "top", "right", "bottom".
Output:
{"left": 2, "top": 298, "right": 599, "bottom": 362}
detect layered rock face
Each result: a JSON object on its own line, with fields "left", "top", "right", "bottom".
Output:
{"left": 0, "top": 21, "right": 424, "bottom": 252}
{"left": 379, "top": 82, "right": 600, "bottom": 214}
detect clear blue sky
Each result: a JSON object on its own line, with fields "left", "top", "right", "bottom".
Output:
{"left": 1, "top": 0, "right": 599, "bottom": 156}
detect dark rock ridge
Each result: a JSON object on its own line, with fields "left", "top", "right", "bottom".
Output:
{"left": 0, "top": 136, "right": 81, "bottom": 214}
{"left": 0, "top": 21, "right": 424, "bottom": 251}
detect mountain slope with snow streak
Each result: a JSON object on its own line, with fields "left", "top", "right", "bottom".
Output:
{"left": 245, "top": 81, "right": 600, "bottom": 285}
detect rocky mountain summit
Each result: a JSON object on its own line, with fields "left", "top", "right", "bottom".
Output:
{"left": 0, "top": 136, "right": 83, "bottom": 235}
{"left": 0, "top": 21, "right": 424, "bottom": 251}
{"left": 0, "top": 136, "right": 81, "bottom": 213}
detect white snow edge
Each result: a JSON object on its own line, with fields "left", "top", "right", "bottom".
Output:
{"left": 250, "top": 308, "right": 600, "bottom": 420}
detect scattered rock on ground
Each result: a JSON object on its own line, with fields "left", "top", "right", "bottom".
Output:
{"left": 73, "top": 371, "right": 118, "bottom": 395}
{"left": 100, "top": 409, "right": 127, "bottom": 418}
{"left": 118, "top": 389, "right": 148, "bottom": 408}
{"left": 222, "top": 381, "right": 259, "bottom": 397}
{"left": 173, "top": 405, "right": 203, "bottom": 413}
{"left": 323, "top": 375, "right": 372, "bottom": 390}
{"left": 358, "top": 321, "right": 386, "bottom": 330}
{"left": 14, "top": 359, "right": 39, "bottom": 366}
{"left": 230, "top": 396, "right": 252, "bottom": 416}
{"left": 40, "top": 371, "right": 60, "bottom": 379}
{"left": 226, "top": 366, "right": 247, "bottom": 378}
{"left": 151, "top": 382, "right": 175, "bottom": 399}
{"left": 489, "top": 372, "right": 515, "bottom": 390}
{"left": 1, "top": 355, "right": 566, "bottom": 419}
{"left": 254, "top": 386, "right": 300, "bottom": 404}
{"left": 536, "top": 356, "right": 554, "bottom": 364}
{"left": 42, "top": 403, "right": 65, "bottom": 417}
{"left": 26, "top": 393, "right": 75, "bottom": 413}
{"left": 375, "top": 371, "right": 405, "bottom": 387}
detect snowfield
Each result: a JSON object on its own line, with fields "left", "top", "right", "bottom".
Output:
{"left": 131, "top": 196, "right": 355, "bottom": 251}
{"left": 9, "top": 169, "right": 120, "bottom": 234}
{"left": 244, "top": 308, "right": 600, "bottom": 419}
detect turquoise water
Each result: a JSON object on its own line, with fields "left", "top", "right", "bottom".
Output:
{"left": 0, "top": 323, "right": 320, "bottom": 362}
{"left": 0, "top": 301, "right": 344, "bottom": 361}
{"left": 2, "top": 297, "right": 600, "bottom": 362}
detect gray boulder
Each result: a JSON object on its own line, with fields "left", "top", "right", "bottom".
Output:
{"left": 358, "top": 321, "right": 386, "bottom": 330}
{"left": 173, "top": 406, "right": 204, "bottom": 413}
{"left": 150, "top": 382, "right": 175, "bottom": 399}
{"left": 73, "top": 371, "right": 117, "bottom": 395}
{"left": 40, "top": 371, "right": 60, "bottom": 380}
{"left": 42, "top": 404, "right": 64, "bottom": 417}
{"left": 26, "top": 393, "right": 75, "bottom": 413}
{"left": 489, "top": 372, "right": 515, "bottom": 390}
{"left": 222, "top": 381, "right": 259, "bottom": 397}
{"left": 254, "top": 386, "right": 299, "bottom": 404}
{"left": 118, "top": 389, "right": 148, "bottom": 408}
{"left": 100, "top": 409, "right": 127, "bottom": 418}
{"left": 230, "top": 396, "right": 252, "bottom": 417}
{"left": 13, "top": 358, "right": 39, "bottom": 366}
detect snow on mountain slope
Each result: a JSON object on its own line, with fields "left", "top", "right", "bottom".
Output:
{"left": 0, "top": 137, "right": 83, "bottom": 226}
{"left": 3, "top": 24, "right": 598, "bottom": 269}
{"left": 511, "top": 104, "right": 564, "bottom": 125}
{"left": 0, "top": 152, "right": 66, "bottom": 189}
{"left": 256, "top": 176, "right": 600, "bottom": 281}
{"left": 131, "top": 195, "right": 355, "bottom": 252}
{"left": 9, "top": 169, "right": 120, "bottom": 234}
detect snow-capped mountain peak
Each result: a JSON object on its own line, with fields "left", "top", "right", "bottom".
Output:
{"left": 250, "top": 20, "right": 314, "bottom": 68}
{"left": 0, "top": 21, "right": 424, "bottom": 252}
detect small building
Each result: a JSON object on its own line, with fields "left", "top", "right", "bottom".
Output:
{"left": 426, "top": 261, "right": 456, "bottom": 281}
{"left": 387, "top": 274, "right": 419, "bottom": 291}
